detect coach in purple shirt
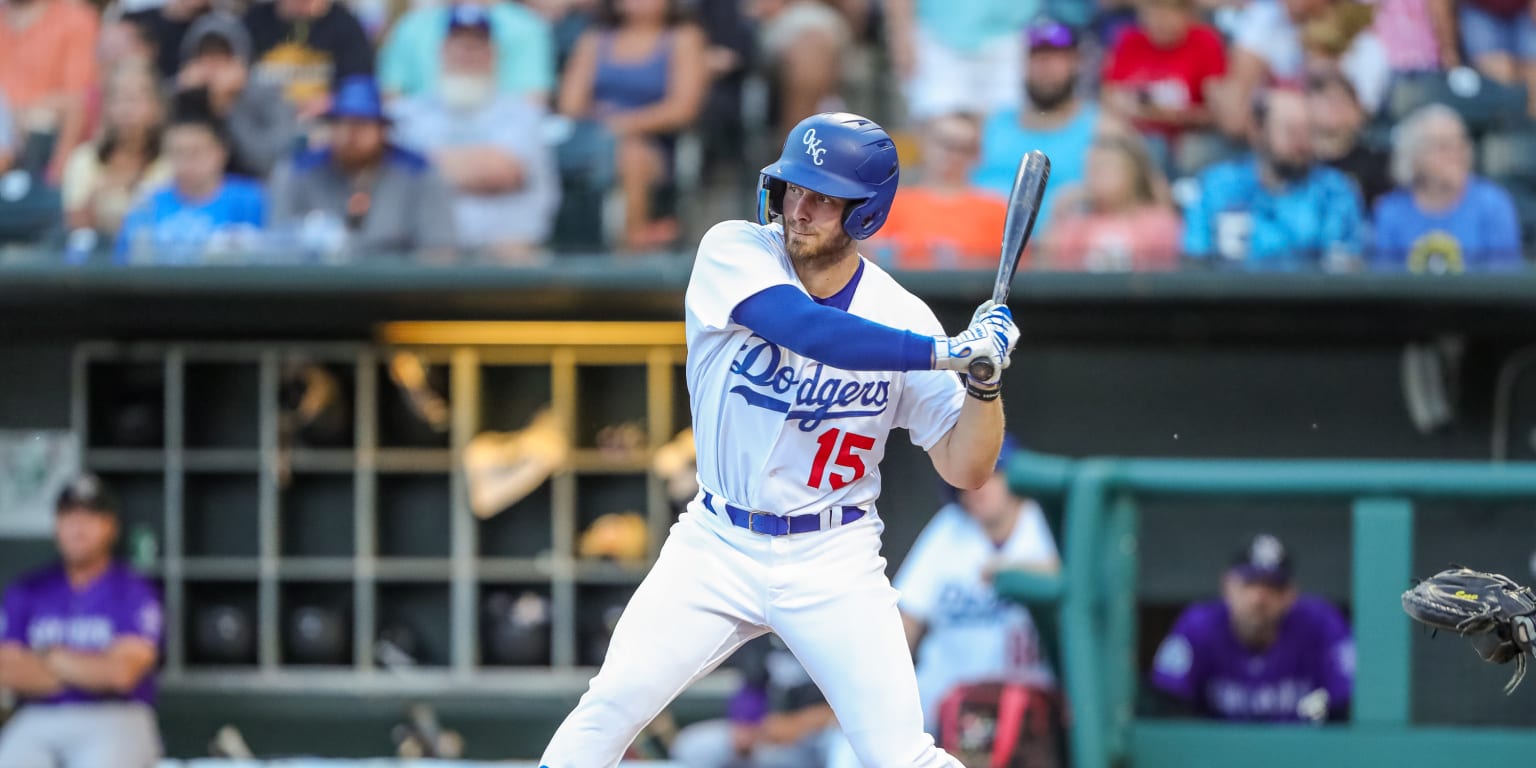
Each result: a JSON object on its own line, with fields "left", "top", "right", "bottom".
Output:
{"left": 1149, "top": 533, "right": 1354, "bottom": 723}
{"left": 0, "top": 474, "right": 163, "bottom": 767}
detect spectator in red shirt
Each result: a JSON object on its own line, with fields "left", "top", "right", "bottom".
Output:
{"left": 1101, "top": 0, "right": 1227, "bottom": 150}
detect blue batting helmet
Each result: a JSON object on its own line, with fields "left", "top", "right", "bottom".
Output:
{"left": 757, "top": 112, "right": 900, "bottom": 241}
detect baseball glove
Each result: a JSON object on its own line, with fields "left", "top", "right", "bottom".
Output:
{"left": 1401, "top": 566, "right": 1536, "bottom": 693}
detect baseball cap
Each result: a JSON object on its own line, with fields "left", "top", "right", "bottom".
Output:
{"left": 325, "top": 75, "right": 390, "bottom": 123}
{"left": 447, "top": 5, "right": 492, "bottom": 35}
{"left": 1027, "top": 19, "right": 1079, "bottom": 52}
{"left": 1230, "top": 533, "right": 1293, "bottom": 586}
{"left": 181, "top": 11, "right": 253, "bottom": 64}
{"left": 56, "top": 473, "right": 120, "bottom": 516}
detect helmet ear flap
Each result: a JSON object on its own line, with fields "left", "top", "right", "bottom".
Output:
{"left": 757, "top": 176, "right": 786, "bottom": 226}
{"left": 842, "top": 197, "right": 885, "bottom": 240}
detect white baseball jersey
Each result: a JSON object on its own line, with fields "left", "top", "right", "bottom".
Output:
{"left": 896, "top": 499, "right": 1060, "bottom": 729}
{"left": 683, "top": 219, "right": 965, "bottom": 516}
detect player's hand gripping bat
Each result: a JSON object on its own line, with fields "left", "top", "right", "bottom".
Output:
{"left": 967, "top": 151, "right": 1051, "bottom": 383}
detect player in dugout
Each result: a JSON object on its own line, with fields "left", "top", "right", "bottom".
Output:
{"left": 0, "top": 473, "right": 164, "bottom": 767}
{"left": 1148, "top": 533, "right": 1354, "bottom": 723}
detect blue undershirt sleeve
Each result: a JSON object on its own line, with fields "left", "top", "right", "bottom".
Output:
{"left": 730, "top": 285, "right": 936, "bottom": 371}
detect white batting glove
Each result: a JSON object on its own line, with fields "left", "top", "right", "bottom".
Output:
{"left": 933, "top": 304, "right": 1020, "bottom": 389}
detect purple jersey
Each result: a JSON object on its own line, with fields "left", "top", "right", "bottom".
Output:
{"left": 1150, "top": 596, "right": 1353, "bottom": 722}
{"left": 0, "top": 562, "right": 162, "bottom": 706}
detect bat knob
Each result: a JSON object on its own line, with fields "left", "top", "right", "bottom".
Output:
{"left": 968, "top": 358, "right": 996, "bottom": 383}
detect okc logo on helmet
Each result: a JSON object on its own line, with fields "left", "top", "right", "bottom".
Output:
{"left": 802, "top": 128, "right": 827, "bottom": 166}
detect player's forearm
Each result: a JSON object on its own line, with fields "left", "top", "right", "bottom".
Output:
{"left": 0, "top": 645, "right": 66, "bottom": 696}
{"left": 42, "top": 648, "right": 146, "bottom": 694}
{"left": 932, "top": 395, "right": 1005, "bottom": 490}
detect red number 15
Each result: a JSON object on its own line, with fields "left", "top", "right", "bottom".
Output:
{"left": 807, "top": 428, "right": 876, "bottom": 490}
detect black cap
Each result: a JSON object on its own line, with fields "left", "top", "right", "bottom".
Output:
{"left": 1230, "top": 533, "right": 1292, "bottom": 586}
{"left": 56, "top": 473, "right": 119, "bottom": 516}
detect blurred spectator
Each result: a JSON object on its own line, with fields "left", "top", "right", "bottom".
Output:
{"left": 1101, "top": 0, "right": 1226, "bottom": 156}
{"left": 891, "top": 435, "right": 1058, "bottom": 732}
{"left": 0, "top": 92, "right": 13, "bottom": 173}
{"left": 116, "top": 95, "right": 267, "bottom": 264}
{"left": 74, "top": 11, "right": 159, "bottom": 174}
{"left": 872, "top": 112, "right": 1008, "bottom": 269}
{"left": 749, "top": 0, "right": 852, "bottom": 140}
{"left": 692, "top": 0, "right": 754, "bottom": 186}
{"left": 123, "top": 0, "right": 214, "bottom": 81}
{"left": 98, "top": 10, "right": 158, "bottom": 72}
{"left": 1455, "top": 0, "right": 1536, "bottom": 115}
{"left": 1306, "top": 69, "right": 1391, "bottom": 208}
{"left": 1183, "top": 89, "right": 1365, "bottom": 270}
{"left": 1371, "top": 104, "right": 1523, "bottom": 273}
{"left": 174, "top": 12, "right": 297, "bottom": 180}
{"left": 523, "top": 0, "right": 601, "bottom": 73}
{"left": 378, "top": 0, "right": 555, "bottom": 102}
{"left": 244, "top": 0, "right": 375, "bottom": 118}
{"left": 1372, "top": 0, "right": 1460, "bottom": 73}
{"left": 0, "top": 475, "right": 163, "bottom": 767}
{"left": 391, "top": 6, "right": 561, "bottom": 262}
{"left": 0, "top": 0, "right": 101, "bottom": 184}
{"left": 882, "top": 0, "right": 1035, "bottom": 122}
{"left": 558, "top": 0, "right": 707, "bottom": 251}
{"left": 1300, "top": 0, "right": 1390, "bottom": 111}
{"left": 1149, "top": 533, "right": 1353, "bottom": 722}
{"left": 669, "top": 634, "right": 839, "bottom": 767}
{"left": 1216, "top": 0, "right": 1389, "bottom": 135}
{"left": 1040, "top": 131, "right": 1183, "bottom": 271}
{"left": 268, "top": 75, "right": 457, "bottom": 259}
{"left": 973, "top": 20, "right": 1099, "bottom": 229}
{"left": 62, "top": 63, "right": 171, "bottom": 245}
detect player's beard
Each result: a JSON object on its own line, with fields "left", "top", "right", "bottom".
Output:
{"left": 785, "top": 226, "right": 855, "bottom": 270}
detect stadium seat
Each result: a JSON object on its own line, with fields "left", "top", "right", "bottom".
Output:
{"left": 1386, "top": 72, "right": 1529, "bottom": 134}
{"left": 1174, "top": 130, "right": 1246, "bottom": 178}
{"left": 1479, "top": 130, "right": 1536, "bottom": 183}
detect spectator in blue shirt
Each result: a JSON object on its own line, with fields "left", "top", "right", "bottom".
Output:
{"left": 973, "top": 20, "right": 1100, "bottom": 228}
{"left": 116, "top": 98, "right": 266, "bottom": 265}
{"left": 1182, "top": 88, "right": 1365, "bottom": 271}
{"left": 1370, "top": 104, "right": 1523, "bottom": 274}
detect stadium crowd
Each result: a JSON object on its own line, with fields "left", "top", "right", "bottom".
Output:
{"left": 0, "top": 0, "right": 1533, "bottom": 271}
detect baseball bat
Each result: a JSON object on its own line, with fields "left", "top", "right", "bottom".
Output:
{"left": 967, "top": 150, "right": 1051, "bottom": 383}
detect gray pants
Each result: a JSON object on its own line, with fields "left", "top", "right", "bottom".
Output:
{"left": 670, "top": 718, "right": 831, "bottom": 768}
{"left": 0, "top": 702, "right": 162, "bottom": 768}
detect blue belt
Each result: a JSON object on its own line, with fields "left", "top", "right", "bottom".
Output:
{"left": 701, "top": 491, "right": 867, "bottom": 536}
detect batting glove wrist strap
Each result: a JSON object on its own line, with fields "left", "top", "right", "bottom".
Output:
{"left": 964, "top": 378, "right": 1001, "bottom": 401}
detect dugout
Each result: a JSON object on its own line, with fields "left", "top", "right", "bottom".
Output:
{"left": 6, "top": 261, "right": 1536, "bottom": 759}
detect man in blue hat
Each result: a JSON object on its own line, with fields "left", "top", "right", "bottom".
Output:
{"left": 267, "top": 75, "right": 457, "bottom": 260}
{"left": 390, "top": 5, "right": 559, "bottom": 262}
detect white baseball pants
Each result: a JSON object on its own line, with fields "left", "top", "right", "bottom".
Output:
{"left": 540, "top": 499, "right": 959, "bottom": 768}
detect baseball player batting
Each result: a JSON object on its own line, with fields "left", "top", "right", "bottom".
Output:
{"left": 540, "top": 112, "right": 1021, "bottom": 767}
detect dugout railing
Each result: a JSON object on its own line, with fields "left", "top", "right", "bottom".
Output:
{"left": 998, "top": 454, "right": 1536, "bottom": 768}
